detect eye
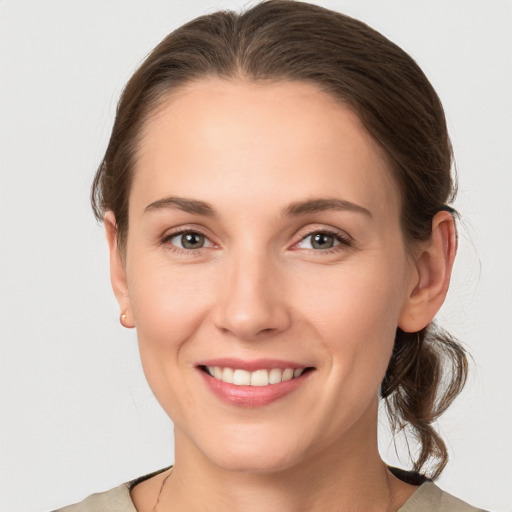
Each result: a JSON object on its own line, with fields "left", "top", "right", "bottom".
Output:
{"left": 168, "top": 231, "right": 213, "bottom": 250}
{"left": 295, "top": 230, "right": 350, "bottom": 251}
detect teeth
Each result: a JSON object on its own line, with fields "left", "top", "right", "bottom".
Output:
{"left": 222, "top": 367, "right": 234, "bottom": 382}
{"left": 206, "top": 366, "right": 306, "bottom": 386}
{"left": 282, "top": 368, "right": 294, "bottom": 381}
{"left": 233, "top": 369, "right": 251, "bottom": 385}
{"left": 250, "top": 369, "right": 269, "bottom": 386}
{"left": 268, "top": 368, "right": 283, "bottom": 384}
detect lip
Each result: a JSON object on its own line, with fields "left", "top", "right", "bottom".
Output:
{"left": 196, "top": 358, "right": 314, "bottom": 407}
{"left": 196, "top": 357, "right": 308, "bottom": 372}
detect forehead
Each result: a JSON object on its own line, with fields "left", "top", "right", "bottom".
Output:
{"left": 131, "top": 78, "right": 399, "bottom": 222}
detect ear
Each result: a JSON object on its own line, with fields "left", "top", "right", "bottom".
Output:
{"left": 104, "top": 211, "right": 135, "bottom": 328}
{"left": 398, "top": 210, "right": 457, "bottom": 332}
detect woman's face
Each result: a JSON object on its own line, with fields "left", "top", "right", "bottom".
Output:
{"left": 114, "top": 78, "right": 419, "bottom": 472}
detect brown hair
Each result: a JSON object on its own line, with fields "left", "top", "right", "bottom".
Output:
{"left": 92, "top": 0, "right": 468, "bottom": 478}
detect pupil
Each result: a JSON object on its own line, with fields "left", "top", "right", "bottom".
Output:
{"left": 312, "top": 233, "right": 334, "bottom": 249}
{"left": 182, "top": 232, "right": 204, "bottom": 249}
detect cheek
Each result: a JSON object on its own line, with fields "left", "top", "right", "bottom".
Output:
{"left": 124, "top": 258, "right": 220, "bottom": 416}
{"left": 296, "top": 258, "right": 406, "bottom": 331}
{"left": 126, "top": 255, "right": 216, "bottom": 353}
{"left": 292, "top": 254, "right": 408, "bottom": 374}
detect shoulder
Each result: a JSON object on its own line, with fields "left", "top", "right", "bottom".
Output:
{"left": 51, "top": 482, "right": 135, "bottom": 512}
{"left": 399, "top": 482, "right": 489, "bottom": 512}
{"left": 51, "top": 467, "right": 170, "bottom": 512}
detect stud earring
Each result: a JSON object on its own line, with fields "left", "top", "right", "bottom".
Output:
{"left": 120, "top": 310, "right": 129, "bottom": 328}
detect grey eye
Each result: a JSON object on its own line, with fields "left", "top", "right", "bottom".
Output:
{"left": 310, "top": 232, "right": 336, "bottom": 249}
{"left": 171, "top": 232, "right": 208, "bottom": 249}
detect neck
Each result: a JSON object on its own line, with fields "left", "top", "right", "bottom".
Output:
{"left": 157, "top": 404, "right": 416, "bottom": 512}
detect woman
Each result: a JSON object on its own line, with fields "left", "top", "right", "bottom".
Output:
{"left": 49, "top": 1, "right": 487, "bottom": 510}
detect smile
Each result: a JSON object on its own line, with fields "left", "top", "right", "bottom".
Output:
{"left": 197, "top": 358, "right": 315, "bottom": 407}
{"left": 203, "top": 366, "right": 306, "bottom": 386}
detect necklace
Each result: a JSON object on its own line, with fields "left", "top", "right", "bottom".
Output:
{"left": 151, "top": 467, "right": 399, "bottom": 512}
{"left": 152, "top": 468, "right": 173, "bottom": 512}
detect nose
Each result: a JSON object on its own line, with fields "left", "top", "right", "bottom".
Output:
{"left": 213, "top": 250, "right": 292, "bottom": 341}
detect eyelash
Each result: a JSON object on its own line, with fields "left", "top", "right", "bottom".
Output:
{"left": 293, "top": 228, "right": 352, "bottom": 255}
{"left": 160, "top": 228, "right": 215, "bottom": 256}
{"left": 160, "top": 227, "right": 352, "bottom": 255}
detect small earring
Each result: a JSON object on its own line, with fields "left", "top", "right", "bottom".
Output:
{"left": 120, "top": 311, "right": 129, "bottom": 328}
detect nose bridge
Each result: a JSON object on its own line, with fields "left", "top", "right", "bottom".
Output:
{"left": 215, "top": 241, "right": 290, "bottom": 339}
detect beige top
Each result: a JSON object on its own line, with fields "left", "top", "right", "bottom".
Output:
{"left": 54, "top": 478, "right": 487, "bottom": 512}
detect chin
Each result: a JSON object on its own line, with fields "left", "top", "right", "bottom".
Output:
{"left": 196, "top": 425, "right": 311, "bottom": 474}
{"left": 210, "top": 448, "right": 303, "bottom": 474}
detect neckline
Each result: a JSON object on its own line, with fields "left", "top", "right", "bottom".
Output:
{"left": 126, "top": 466, "right": 432, "bottom": 511}
{"left": 129, "top": 465, "right": 429, "bottom": 490}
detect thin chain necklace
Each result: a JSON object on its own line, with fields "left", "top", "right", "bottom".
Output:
{"left": 152, "top": 467, "right": 398, "bottom": 512}
{"left": 152, "top": 468, "right": 173, "bottom": 512}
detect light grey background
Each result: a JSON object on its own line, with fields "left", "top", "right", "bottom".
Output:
{"left": 1, "top": 1, "right": 511, "bottom": 511}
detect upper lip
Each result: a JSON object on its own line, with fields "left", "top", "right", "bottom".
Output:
{"left": 196, "top": 358, "right": 311, "bottom": 372}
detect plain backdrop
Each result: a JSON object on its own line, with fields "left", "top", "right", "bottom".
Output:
{"left": 1, "top": 1, "right": 511, "bottom": 511}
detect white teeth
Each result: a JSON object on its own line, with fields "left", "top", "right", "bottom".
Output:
{"left": 222, "top": 367, "right": 234, "bottom": 382}
{"left": 233, "top": 369, "right": 251, "bottom": 385}
{"left": 250, "top": 369, "right": 269, "bottom": 386}
{"left": 205, "top": 366, "right": 307, "bottom": 386}
{"left": 268, "top": 368, "right": 283, "bottom": 384}
{"left": 282, "top": 368, "right": 294, "bottom": 381}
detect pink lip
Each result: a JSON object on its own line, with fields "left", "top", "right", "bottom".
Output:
{"left": 197, "top": 357, "right": 307, "bottom": 371}
{"left": 196, "top": 360, "right": 314, "bottom": 408}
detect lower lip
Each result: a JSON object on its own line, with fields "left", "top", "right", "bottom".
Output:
{"left": 199, "top": 369, "right": 311, "bottom": 407}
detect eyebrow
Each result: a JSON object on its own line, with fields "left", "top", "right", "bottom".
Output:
{"left": 144, "top": 196, "right": 371, "bottom": 219}
{"left": 283, "top": 198, "right": 372, "bottom": 218}
{"left": 144, "top": 196, "right": 217, "bottom": 216}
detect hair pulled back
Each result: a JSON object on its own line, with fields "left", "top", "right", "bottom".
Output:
{"left": 92, "top": 0, "right": 468, "bottom": 478}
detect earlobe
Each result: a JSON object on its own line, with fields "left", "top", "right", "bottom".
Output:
{"left": 398, "top": 211, "right": 457, "bottom": 333}
{"left": 104, "top": 212, "right": 135, "bottom": 328}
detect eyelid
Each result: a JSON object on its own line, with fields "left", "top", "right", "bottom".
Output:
{"left": 291, "top": 225, "right": 353, "bottom": 251}
{"left": 158, "top": 223, "right": 352, "bottom": 254}
{"left": 160, "top": 225, "right": 218, "bottom": 253}
{"left": 169, "top": 231, "right": 214, "bottom": 248}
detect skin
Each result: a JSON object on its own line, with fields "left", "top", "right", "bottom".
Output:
{"left": 106, "top": 78, "right": 456, "bottom": 512}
